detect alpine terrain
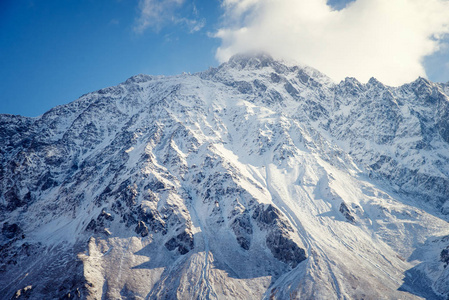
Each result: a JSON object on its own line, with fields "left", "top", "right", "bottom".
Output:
{"left": 1, "top": 54, "right": 449, "bottom": 299}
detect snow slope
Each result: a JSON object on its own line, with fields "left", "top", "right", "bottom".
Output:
{"left": 1, "top": 54, "right": 449, "bottom": 299}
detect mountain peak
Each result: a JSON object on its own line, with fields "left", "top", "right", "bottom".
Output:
{"left": 124, "top": 74, "right": 155, "bottom": 84}
{"left": 411, "top": 76, "right": 432, "bottom": 88}
{"left": 226, "top": 52, "right": 276, "bottom": 70}
{"left": 367, "top": 76, "right": 385, "bottom": 87}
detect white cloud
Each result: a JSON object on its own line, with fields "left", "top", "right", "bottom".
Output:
{"left": 134, "top": 0, "right": 204, "bottom": 33}
{"left": 216, "top": 0, "right": 449, "bottom": 85}
{"left": 175, "top": 17, "right": 206, "bottom": 33}
{"left": 134, "top": 0, "right": 182, "bottom": 33}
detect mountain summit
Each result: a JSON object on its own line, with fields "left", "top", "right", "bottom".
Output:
{"left": 1, "top": 55, "right": 449, "bottom": 299}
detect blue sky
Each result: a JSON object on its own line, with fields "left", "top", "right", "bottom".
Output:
{"left": 1, "top": 0, "right": 448, "bottom": 117}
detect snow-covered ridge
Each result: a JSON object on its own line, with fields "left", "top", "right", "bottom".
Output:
{"left": 1, "top": 54, "right": 449, "bottom": 299}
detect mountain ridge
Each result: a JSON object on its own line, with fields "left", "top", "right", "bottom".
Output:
{"left": 1, "top": 54, "right": 449, "bottom": 299}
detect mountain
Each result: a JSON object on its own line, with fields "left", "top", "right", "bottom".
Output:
{"left": 1, "top": 53, "right": 449, "bottom": 299}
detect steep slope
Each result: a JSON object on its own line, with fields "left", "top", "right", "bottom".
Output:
{"left": 1, "top": 54, "right": 449, "bottom": 299}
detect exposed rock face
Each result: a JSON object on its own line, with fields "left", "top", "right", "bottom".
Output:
{"left": 231, "top": 212, "right": 253, "bottom": 250}
{"left": 339, "top": 202, "right": 356, "bottom": 224}
{"left": 252, "top": 204, "right": 306, "bottom": 267}
{"left": 441, "top": 246, "right": 449, "bottom": 266}
{"left": 164, "top": 229, "right": 194, "bottom": 255}
{"left": 266, "top": 229, "right": 306, "bottom": 268}
{"left": 2, "top": 222, "right": 23, "bottom": 239}
{"left": 1, "top": 54, "right": 449, "bottom": 299}
{"left": 135, "top": 221, "right": 149, "bottom": 237}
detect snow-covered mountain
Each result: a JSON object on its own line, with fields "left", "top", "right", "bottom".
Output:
{"left": 1, "top": 53, "right": 449, "bottom": 299}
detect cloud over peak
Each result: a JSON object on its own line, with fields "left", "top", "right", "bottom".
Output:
{"left": 216, "top": 0, "right": 449, "bottom": 85}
